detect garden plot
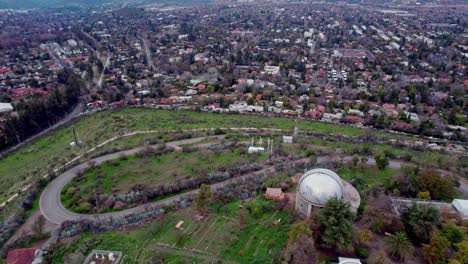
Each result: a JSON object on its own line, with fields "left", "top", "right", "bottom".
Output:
{"left": 157, "top": 213, "right": 235, "bottom": 255}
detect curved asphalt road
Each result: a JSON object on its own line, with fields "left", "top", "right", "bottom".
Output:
{"left": 40, "top": 131, "right": 403, "bottom": 226}
{"left": 40, "top": 135, "right": 277, "bottom": 225}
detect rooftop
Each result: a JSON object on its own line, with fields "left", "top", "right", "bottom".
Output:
{"left": 297, "top": 168, "right": 344, "bottom": 207}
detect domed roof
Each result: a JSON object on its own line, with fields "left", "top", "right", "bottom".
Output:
{"left": 297, "top": 168, "right": 344, "bottom": 207}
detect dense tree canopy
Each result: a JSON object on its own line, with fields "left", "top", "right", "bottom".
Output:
{"left": 402, "top": 203, "right": 440, "bottom": 244}
{"left": 1, "top": 68, "right": 83, "bottom": 150}
{"left": 314, "top": 198, "right": 354, "bottom": 249}
{"left": 396, "top": 168, "right": 455, "bottom": 201}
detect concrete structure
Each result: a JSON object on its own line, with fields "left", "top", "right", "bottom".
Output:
{"left": 83, "top": 250, "right": 123, "bottom": 264}
{"left": 338, "top": 257, "right": 362, "bottom": 264}
{"left": 452, "top": 199, "right": 468, "bottom": 219}
{"left": 295, "top": 169, "right": 360, "bottom": 218}
{"left": 390, "top": 197, "right": 468, "bottom": 220}
{"left": 248, "top": 146, "right": 265, "bottom": 154}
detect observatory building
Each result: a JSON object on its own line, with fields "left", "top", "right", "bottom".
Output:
{"left": 295, "top": 168, "right": 360, "bottom": 218}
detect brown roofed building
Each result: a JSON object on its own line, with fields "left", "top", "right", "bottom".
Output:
{"left": 265, "top": 188, "right": 284, "bottom": 201}
{"left": 6, "top": 248, "right": 42, "bottom": 264}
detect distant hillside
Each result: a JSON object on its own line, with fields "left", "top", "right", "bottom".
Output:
{"left": 0, "top": 0, "right": 208, "bottom": 9}
{"left": 0, "top": 0, "right": 108, "bottom": 9}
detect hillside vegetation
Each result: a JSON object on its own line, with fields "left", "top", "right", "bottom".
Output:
{"left": 0, "top": 108, "right": 372, "bottom": 202}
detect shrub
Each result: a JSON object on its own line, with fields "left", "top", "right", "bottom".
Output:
{"left": 214, "top": 127, "right": 224, "bottom": 135}
{"left": 423, "top": 231, "right": 450, "bottom": 264}
{"left": 441, "top": 223, "right": 464, "bottom": 245}
{"left": 385, "top": 232, "right": 414, "bottom": 261}
{"left": 66, "top": 187, "right": 77, "bottom": 196}
{"left": 374, "top": 154, "right": 389, "bottom": 171}
{"left": 383, "top": 149, "right": 396, "bottom": 159}
{"left": 401, "top": 152, "right": 413, "bottom": 162}
{"left": 305, "top": 149, "right": 315, "bottom": 157}
{"left": 358, "top": 229, "right": 373, "bottom": 246}
{"left": 354, "top": 247, "right": 369, "bottom": 258}
{"left": 262, "top": 175, "right": 291, "bottom": 189}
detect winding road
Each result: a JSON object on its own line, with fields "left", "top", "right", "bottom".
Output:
{"left": 38, "top": 135, "right": 399, "bottom": 225}
{"left": 39, "top": 136, "right": 231, "bottom": 225}
{"left": 39, "top": 130, "right": 466, "bottom": 226}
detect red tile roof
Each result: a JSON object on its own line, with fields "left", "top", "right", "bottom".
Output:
{"left": 9, "top": 88, "right": 48, "bottom": 101}
{"left": 7, "top": 248, "right": 37, "bottom": 264}
{"left": 0, "top": 67, "right": 11, "bottom": 74}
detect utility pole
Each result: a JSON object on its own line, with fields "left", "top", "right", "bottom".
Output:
{"left": 72, "top": 127, "right": 79, "bottom": 145}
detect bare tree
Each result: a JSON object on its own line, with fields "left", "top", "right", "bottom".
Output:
{"left": 32, "top": 215, "right": 46, "bottom": 234}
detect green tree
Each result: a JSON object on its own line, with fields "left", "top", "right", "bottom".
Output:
{"left": 374, "top": 154, "right": 389, "bottom": 171}
{"left": 288, "top": 221, "right": 313, "bottom": 242}
{"left": 423, "top": 231, "right": 450, "bottom": 264}
{"left": 417, "top": 191, "right": 431, "bottom": 200}
{"left": 420, "top": 169, "right": 455, "bottom": 201}
{"left": 402, "top": 204, "right": 440, "bottom": 243}
{"left": 441, "top": 223, "right": 465, "bottom": 245}
{"left": 454, "top": 241, "right": 468, "bottom": 264}
{"left": 314, "top": 198, "right": 354, "bottom": 249}
{"left": 384, "top": 232, "right": 414, "bottom": 260}
{"left": 195, "top": 184, "right": 212, "bottom": 212}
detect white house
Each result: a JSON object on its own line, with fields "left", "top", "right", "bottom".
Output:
{"left": 0, "top": 103, "right": 13, "bottom": 113}
{"left": 246, "top": 105, "right": 264, "bottom": 112}
{"left": 321, "top": 112, "right": 343, "bottom": 123}
{"left": 263, "top": 66, "right": 280, "bottom": 75}
{"left": 275, "top": 101, "right": 284, "bottom": 108}
{"left": 229, "top": 101, "right": 248, "bottom": 112}
{"left": 185, "top": 89, "right": 197, "bottom": 96}
{"left": 348, "top": 109, "right": 365, "bottom": 117}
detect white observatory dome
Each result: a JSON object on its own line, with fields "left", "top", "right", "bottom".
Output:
{"left": 297, "top": 168, "right": 344, "bottom": 207}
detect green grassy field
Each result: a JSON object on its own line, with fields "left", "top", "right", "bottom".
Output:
{"left": 50, "top": 196, "right": 290, "bottom": 264}
{"left": 340, "top": 166, "right": 398, "bottom": 189}
{"left": 0, "top": 108, "right": 458, "bottom": 221}
{"left": 0, "top": 108, "right": 372, "bottom": 203}
{"left": 61, "top": 148, "right": 267, "bottom": 213}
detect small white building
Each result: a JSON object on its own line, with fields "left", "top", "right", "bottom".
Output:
{"left": 185, "top": 89, "right": 197, "bottom": 96}
{"left": 248, "top": 146, "right": 265, "bottom": 154}
{"left": 321, "top": 112, "right": 343, "bottom": 123}
{"left": 246, "top": 105, "right": 264, "bottom": 112}
{"left": 283, "top": 136, "right": 293, "bottom": 144}
{"left": 0, "top": 103, "right": 13, "bottom": 113}
{"left": 229, "top": 101, "right": 248, "bottom": 112}
{"left": 348, "top": 109, "right": 365, "bottom": 117}
{"left": 452, "top": 199, "right": 468, "bottom": 219}
{"left": 264, "top": 66, "right": 280, "bottom": 75}
{"left": 275, "top": 101, "right": 284, "bottom": 108}
{"left": 339, "top": 257, "right": 362, "bottom": 264}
